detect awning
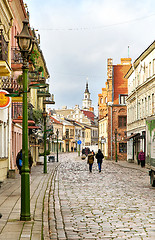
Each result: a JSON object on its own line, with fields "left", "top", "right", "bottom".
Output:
{"left": 28, "top": 126, "right": 40, "bottom": 129}
{"left": 126, "top": 133, "right": 140, "bottom": 140}
{"left": 13, "top": 119, "right": 35, "bottom": 125}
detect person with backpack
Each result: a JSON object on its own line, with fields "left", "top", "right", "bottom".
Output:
{"left": 16, "top": 149, "right": 33, "bottom": 174}
{"left": 87, "top": 150, "right": 95, "bottom": 173}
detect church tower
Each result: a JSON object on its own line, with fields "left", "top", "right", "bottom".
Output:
{"left": 82, "top": 82, "right": 92, "bottom": 110}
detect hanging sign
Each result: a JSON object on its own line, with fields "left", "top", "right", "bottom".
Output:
{"left": 0, "top": 90, "right": 11, "bottom": 109}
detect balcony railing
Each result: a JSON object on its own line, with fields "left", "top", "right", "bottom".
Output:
{"left": 12, "top": 102, "right": 23, "bottom": 119}
{"left": 0, "top": 76, "right": 22, "bottom": 92}
{"left": 0, "top": 30, "right": 8, "bottom": 62}
{"left": 11, "top": 47, "right": 23, "bottom": 64}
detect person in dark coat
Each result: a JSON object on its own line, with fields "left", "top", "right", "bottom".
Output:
{"left": 16, "top": 149, "right": 33, "bottom": 174}
{"left": 138, "top": 149, "right": 145, "bottom": 168}
{"left": 87, "top": 151, "right": 94, "bottom": 173}
{"left": 96, "top": 149, "right": 104, "bottom": 172}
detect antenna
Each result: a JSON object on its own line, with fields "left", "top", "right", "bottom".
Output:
{"left": 128, "top": 46, "right": 130, "bottom": 58}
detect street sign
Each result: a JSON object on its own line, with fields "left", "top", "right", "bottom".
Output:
{"left": 77, "top": 140, "right": 82, "bottom": 145}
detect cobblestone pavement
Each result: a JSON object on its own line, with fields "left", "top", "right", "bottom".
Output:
{"left": 49, "top": 153, "right": 155, "bottom": 240}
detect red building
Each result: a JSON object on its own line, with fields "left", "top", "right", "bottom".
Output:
{"left": 98, "top": 58, "right": 131, "bottom": 160}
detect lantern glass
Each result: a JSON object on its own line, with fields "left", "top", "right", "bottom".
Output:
{"left": 18, "top": 37, "right": 31, "bottom": 51}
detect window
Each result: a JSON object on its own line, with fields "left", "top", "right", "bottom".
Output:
{"left": 153, "top": 59, "right": 155, "bottom": 75}
{"left": 82, "top": 131, "right": 85, "bottom": 138}
{"left": 100, "top": 98, "right": 103, "bottom": 104}
{"left": 70, "top": 129, "right": 74, "bottom": 136}
{"left": 148, "top": 96, "right": 150, "bottom": 115}
{"left": 118, "top": 116, "right": 127, "bottom": 127}
{"left": 119, "top": 143, "right": 127, "bottom": 153}
{"left": 66, "top": 129, "right": 69, "bottom": 138}
{"left": 149, "top": 62, "right": 151, "bottom": 77}
{"left": 152, "top": 94, "right": 154, "bottom": 115}
{"left": 119, "top": 95, "right": 128, "bottom": 104}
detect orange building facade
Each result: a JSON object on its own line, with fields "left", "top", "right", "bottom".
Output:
{"left": 98, "top": 58, "right": 131, "bottom": 160}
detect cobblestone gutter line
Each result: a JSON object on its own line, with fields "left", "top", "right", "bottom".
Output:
{"left": 48, "top": 165, "right": 68, "bottom": 240}
{"left": 43, "top": 164, "right": 60, "bottom": 240}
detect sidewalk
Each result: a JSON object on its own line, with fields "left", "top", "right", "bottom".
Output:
{"left": 0, "top": 161, "right": 59, "bottom": 240}
{"left": 111, "top": 159, "right": 149, "bottom": 173}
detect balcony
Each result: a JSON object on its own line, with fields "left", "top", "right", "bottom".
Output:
{"left": 0, "top": 30, "right": 11, "bottom": 76}
{"left": 12, "top": 102, "right": 23, "bottom": 119}
{"left": 0, "top": 76, "right": 22, "bottom": 93}
{"left": 11, "top": 47, "right": 23, "bottom": 70}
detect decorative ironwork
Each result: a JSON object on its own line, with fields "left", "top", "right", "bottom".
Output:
{"left": 11, "top": 47, "right": 23, "bottom": 64}
{"left": 0, "top": 30, "right": 8, "bottom": 62}
{"left": 12, "top": 102, "right": 23, "bottom": 119}
{"left": 0, "top": 76, "right": 22, "bottom": 92}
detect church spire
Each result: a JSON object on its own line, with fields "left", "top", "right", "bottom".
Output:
{"left": 84, "top": 82, "right": 89, "bottom": 93}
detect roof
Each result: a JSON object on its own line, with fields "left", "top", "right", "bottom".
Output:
{"left": 125, "top": 40, "right": 155, "bottom": 79}
{"left": 84, "top": 82, "right": 90, "bottom": 93}
{"left": 50, "top": 117, "right": 63, "bottom": 125}
{"left": 81, "top": 110, "right": 95, "bottom": 121}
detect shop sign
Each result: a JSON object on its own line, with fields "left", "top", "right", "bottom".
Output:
{"left": 0, "top": 90, "right": 11, "bottom": 109}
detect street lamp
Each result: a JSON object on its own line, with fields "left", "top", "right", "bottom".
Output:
{"left": 78, "top": 134, "right": 80, "bottom": 157}
{"left": 114, "top": 128, "right": 118, "bottom": 162}
{"left": 42, "top": 110, "right": 47, "bottom": 173}
{"left": 15, "top": 19, "right": 34, "bottom": 221}
{"left": 56, "top": 129, "right": 59, "bottom": 162}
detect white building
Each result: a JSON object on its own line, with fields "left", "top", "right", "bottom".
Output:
{"left": 126, "top": 41, "right": 155, "bottom": 162}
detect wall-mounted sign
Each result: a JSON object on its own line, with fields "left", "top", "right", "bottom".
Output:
{"left": 0, "top": 90, "right": 11, "bottom": 109}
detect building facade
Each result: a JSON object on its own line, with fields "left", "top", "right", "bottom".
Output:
{"left": 126, "top": 41, "right": 155, "bottom": 162}
{"left": 98, "top": 58, "right": 131, "bottom": 160}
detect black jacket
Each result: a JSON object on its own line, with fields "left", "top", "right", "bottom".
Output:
{"left": 96, "top": 151, "right": 104, "bottom": 163}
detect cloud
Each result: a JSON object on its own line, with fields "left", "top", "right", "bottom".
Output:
{"left": 25, "top": 0, "right": 155, "bottom": 111}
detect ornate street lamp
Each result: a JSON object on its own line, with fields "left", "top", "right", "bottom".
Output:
{"left": 42, "top": 110, "right": 47, "bottom": 173}
{"left": 56, "top": 129, "right": 59, "bottom": 162}
{"left": 15, "top": 19, "right": 34, "bottom": 221}
{"left": 114, "top": 128, "right": 118, "bottom": 162}
{"left": 78, "top": 134, "right": 80, "bottom": 157}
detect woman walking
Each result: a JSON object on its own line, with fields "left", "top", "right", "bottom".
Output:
{"left": 87, "top": 151, "right": 94, "bottom": 173}
{"left": 96, "top": 149, "right": 104, "bottom": 172}
{"left": 138, "top": 149, "right": 145, "bottom": 168}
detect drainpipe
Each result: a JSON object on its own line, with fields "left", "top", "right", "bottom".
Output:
{"left": 108, "top": 102, "right": 113, "bottom": 160}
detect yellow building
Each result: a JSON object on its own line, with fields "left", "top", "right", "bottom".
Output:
{"left": 0, "top": 0, "right": 13, "bottom": 181}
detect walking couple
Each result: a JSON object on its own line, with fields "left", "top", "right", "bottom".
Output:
{"left": 87, "top": 149, "right": 104, "bottom": 173}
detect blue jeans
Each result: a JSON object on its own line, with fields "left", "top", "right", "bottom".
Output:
{"left": 98, "top": 162, "right": 102, "bottom": 172}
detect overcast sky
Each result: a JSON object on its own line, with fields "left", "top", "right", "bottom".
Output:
{"left": 24, "top": 0, "right": 155, "bottom": 114}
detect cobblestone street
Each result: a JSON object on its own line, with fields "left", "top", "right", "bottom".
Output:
{"left": 49, "top": 153, "right": 155, "bottom": 240}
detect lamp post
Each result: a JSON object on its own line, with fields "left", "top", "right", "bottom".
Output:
{"left": 15, "top": 19, "right": 34, "bottom": 221}
{"left": 114, "top": 128, "right": 118, "bottom": 162}
{"left": 56, "top": 129, "right": 59, "bottom": 162}
{"left": 42, "top": 110, "right": 47, "bottom": 173}
{"left": 78, "top": 134, "right": 80, "bottom": 157}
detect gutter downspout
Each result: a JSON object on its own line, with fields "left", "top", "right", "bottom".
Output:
{"left": 111, "top": 105, "right": 113, "bottom": 160}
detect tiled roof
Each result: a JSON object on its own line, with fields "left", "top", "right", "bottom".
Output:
{"left": 50, "top": 117, "right": 63, "bottom": 125}
{"left": 81, "top": 110, "right": 95, "bottom": 121}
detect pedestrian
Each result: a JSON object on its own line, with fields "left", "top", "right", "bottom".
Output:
{"left": 96, "top": 149, "right": 104, "bottom": 172}
{"left": 16, "top": 149, "right": 33, "bottom": 174}
{"left": 85, "top": 147, "right": 88, "bottom": 156}
{"left": 87, "top": 151, "right": 94, "bottom": 173}
{"left": 82, "top": 148, "right": 85, "bottom": 155}
{"left": 138, "top": 149, "right": 145, "bottom": 168}
{"left": 0, "top": 213, "right": 2, "bottom": 218}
